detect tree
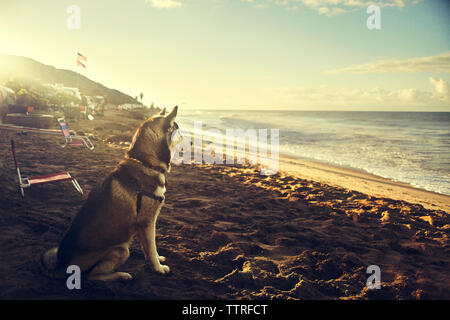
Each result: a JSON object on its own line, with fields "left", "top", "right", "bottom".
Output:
{"left": 48, "top": 91, "right": 80, "bottom": 107}
{"left": 16, "top": 89, "right": 35, "bottom": 106}
{"left": 140, "top": 92, "right": 143, "bottom": 101}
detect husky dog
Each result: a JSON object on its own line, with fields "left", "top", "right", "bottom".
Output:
{"left": 42, "top": 106, "right": 181, "bottom": 281}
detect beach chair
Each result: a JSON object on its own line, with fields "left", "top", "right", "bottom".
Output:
{"left": 0, "top": 123, "right": 62, "bottom": 136}
{"left": 0, "top": 118, "right": 94, "bottom": 150}
{"left": 57, "top": 117, "right": 95, "bottom": 150}
{"left": 10, "top": 139, "right": 83, "bottom": 197}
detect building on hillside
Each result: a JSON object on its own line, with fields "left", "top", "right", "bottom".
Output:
{"left": 105, "top": 103, "right": 116, "bottom": 110}
{"left": 44, "top": 83, "right": 81, "bottom": 100}
{"left": 0, "top": 85, "right": 16, "bottom": 106}
{"left": 118, "top": 103, "right": 143, "bottom": 110}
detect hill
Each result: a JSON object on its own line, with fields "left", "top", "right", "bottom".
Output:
{"left": 0, "top": 54, "right": 139, "bottom": 105}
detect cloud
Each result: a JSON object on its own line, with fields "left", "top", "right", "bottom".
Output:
{"left": 145, "top": 0, "right": 420, "bottom": 13}
{"left": 263, "top": 0, "right": 419, "bottom": 16}
{"left": 317, "top": 6, "right": 346, "bottom": 15}
{"left": 269, "top": 78, "right": 449, "bottom": 108}
{"left": 325, "top": 52, "right": 450, "bottom": 74}
{"left": 145, "top": 0, "right": 182, "bottom": 9}
{"left": 429, "top": 77, "right": 450, "bottom": 101}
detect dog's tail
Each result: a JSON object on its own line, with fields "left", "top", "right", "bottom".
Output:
{"left": 40, "top": 247, "right": 66, "bottom": 279}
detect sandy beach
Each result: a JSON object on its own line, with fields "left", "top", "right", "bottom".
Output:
{"left": 0, "top": 111, "right": 448, "bottom": 299}
{"left": 279, "top": 155, "right": 450, "bottom": 213}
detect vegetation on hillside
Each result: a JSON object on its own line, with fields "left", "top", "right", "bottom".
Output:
{"left": 3, "top": 77, "right": 81, "bottom": 109}
{"left": 0, "top": 54, "right": 138, "bottom": 105}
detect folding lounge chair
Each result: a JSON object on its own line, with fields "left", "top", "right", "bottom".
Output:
{"left": 0, "top": 123, "right": 62, "bottom": 136}
{"left": 57, "top": 118, "right": 95, "bottom": 150}
{"left": 0, "top": 119, "right": 94, "bottom": 150}
{"left": 10, "top": 139, "right": 83, "bottom": 197}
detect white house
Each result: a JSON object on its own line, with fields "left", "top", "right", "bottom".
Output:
{"left": 0, "top": 85, "right": 16, "bottom": 105}
{"left": 118, "top": 103, "right": 143, "bottom": 110}
{"left": 44, "top": 83, "right": 81, "bottom": 100}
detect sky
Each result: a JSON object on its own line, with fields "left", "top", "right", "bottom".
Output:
{"left": 0, "top": 0, "right": 449, "bottom": 110}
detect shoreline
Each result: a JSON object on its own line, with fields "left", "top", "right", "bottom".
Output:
{"left": 181, "top": 122, "right": 449, "bottom": 213}
{"left": 1, "top": 110, "right": 449, "bottom": 299}
{"left": 277, "top": 153, "right": 450, "bottom": 213}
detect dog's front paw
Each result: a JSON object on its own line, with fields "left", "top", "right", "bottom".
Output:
{"left": 154, "top": 264, "right": 170, "bottom": 274}
{"left": 158, "top": 256, "right": 166, "bottom": 262}
{"left": 117, "top": 272, "right": 134, "bottom": 281}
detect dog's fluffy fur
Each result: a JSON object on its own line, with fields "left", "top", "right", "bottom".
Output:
{"left": 41, "top": 106, "right": 180, "bottom": 281}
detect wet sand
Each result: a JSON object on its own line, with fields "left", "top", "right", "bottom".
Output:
{"left": 279, "top": 155, "right": 450, "bottom": 213}
{"left": 0, "top": 111, "right": 448, "bottom": 299}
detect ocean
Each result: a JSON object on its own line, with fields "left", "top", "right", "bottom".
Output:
{"left": 177, "top": 110, "right": 450, "bottom": 195}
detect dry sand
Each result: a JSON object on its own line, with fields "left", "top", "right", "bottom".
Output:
{"left": 0, "top": 111, "right": 448, "bottom": 299}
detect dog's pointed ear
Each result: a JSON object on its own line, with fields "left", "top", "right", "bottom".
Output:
{"left": 159, "top": 108, "right": 166, "bottom": 116}
{"left": 165, "top": 106, "right": 178, "bottom": 125}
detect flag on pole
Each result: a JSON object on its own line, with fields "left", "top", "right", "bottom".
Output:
{"left": 77, "top": 60, "right": 86, "bottom": 68}
{"left": 77, "top": 52, "right": 87, "bottom": 68}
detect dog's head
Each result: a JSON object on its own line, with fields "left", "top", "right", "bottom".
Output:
{"left": 127, "top": 106, "right": 181, "bottom": 172}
